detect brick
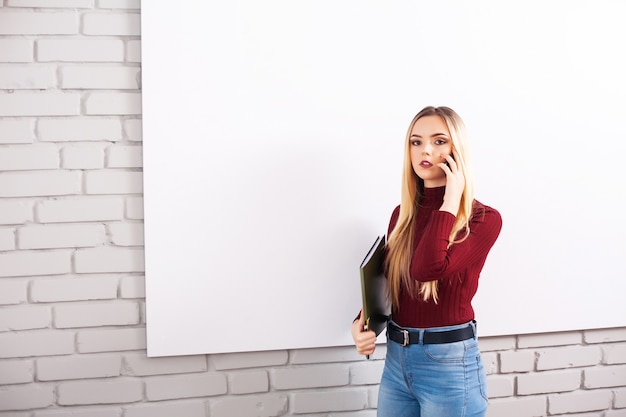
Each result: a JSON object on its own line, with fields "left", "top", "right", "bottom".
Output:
{"left": 84, "top": 170, "right": 143, "bottom": 195}
{"left": 38, "top": 118, "right": 122, "bottom": 142}
{"left": 61, "top": 144, "right": 105, "bottom": 169}
{"left": 536, "top": 346, "right": 602, "bottom": 370}
{"left": 0, "top": 200, "right": 34, "bottom": 225}
{"left": 0, "top": 250, "right": 72, "bottom": 277}
{"left": 0, "top": 330, "right": 74, "bottom": 358}
{"left": 31, "top": 276, "right": 118, "bottom": 302}
{"left": 82, "top": 12, "right": 140, "bottom": 36}
{"left": 60, "top": 65, "right": 140, "bottom": 89}
{"left": 0, "top": 384, "right": 54, "bottom": 411}
{"left": 106, "top": 145, "right": 143, "bottom": 168}
{"left": 0, "top": 65, "right": 56, "bottom": 90}
{"left": 272, "top": 364, "right": 349, "bottom": 390}
{"left": 0, "top": 39, "right": 33, "bottom": 63}
{"left": 145, "top": 373, "right": 227, "bottom": 401}
{"left": 616, "top": 387, "right": 626, "bottom": 407}
{"left": 518, "top": 331, "right": 582, "bottom": 348}
{"left": 125, "top": 197, "right": 143, "bottom": 219}
{"left": 605, "top": 343, "right": 626, "bottom": 364}
{"left": 37, "top": 354, "right": 121, "bottom": 381}
{"left": 500, "top": 350, "right": 535, "bottom": 373}
{"left": 37, "top": 197, "right": 124, "bottom": 223}
{"left": 0, "top": 11, "right": 77, "bottom": 35}
{"left": 98, "top": 0, "right": 140, "bottom": 9}
{"left": 55, "top": 301, "right": 139, "bottom": 328}
{"left": 19, "top": 223, "right": 106, "bottom": 249}
{"left": 0, "top": 305, "right": 51, "bottom": 332}
{"left": 0, "top": 144, "right": 58, "bottom": 171}
{"left": 482, "top": 351, "right": 498, "bottom": 374}
{"left": 291, "top": 389, "right": 368, "bottom": 414}
{"left": 37, "top": 38, "right": 124, "bottom": 62}
{"left": 77, "top": 327, "right": 146, "bottom": 353}
{"left": 138, "top": 300, "right": 145, "bottom": 324}
{"left": 548, "top": 389, "right": 612, "bottom": 414}
{"left": 109, "top": 222, "right": 143, "bottom": 246}
{"left": 122, "top": 352, "right": 206, "bottom": 376}
{"left": 213, "top": 350, "right": 288, "bottom": 370}
{"left": 0, "top": 228, "right": 15, "bottom": 250}
{"left": 57, "top": 379, "right": 142, "bottom": 405}
{"left": 0, "top": 360, "right": 34, "bottom": 384}
{"left": 211, "top": 394, "right": 288, "bottom": 417}
{"left": 584, "top": 365, "right": 626, "bottom": 389}
{"left": 0, "top": 170, "right": 81, "bottom": 198}
{"left": 586, "top": 328, "right": 626, "bottom": 344}
{"left": 350, "top": 360, "right": 385, "bottom": 385}
{"left": 119, "top": 275, "right": 145, "bottom": 299}
{"left": 478, "top": 335, "right": 516, "bottom": 352}
{"left": 126, "top": 40, "right": 141, "bottom": 62}
{"left": 2, "top": 410, "right": 40, "bottom": 416}
{"left": 486, "top": 375, "right": 514, "bottom": 398}
{"left": 75, "top": 246, "right": 144, "bottom": 273}
{"left": 33, "top": 408, "right": 120, "bottom": 417}
{"left": 606, "top": 409, "right": 626, "bottom": 417}
{"left": 84, "top": 92, "right": 142, "bottom": 115}
{"left": 123, "top": 118, "right": 142, "bottom": 141}
{"left": 0, "top": 279, "right": 28, "bottom": 305}
{"left": 517, "top": 369, "right": 581, "bottom": 395}
{"left": 0, "top": 92, "right": 80, "bottom": 117}
{"left": 556, "top": 414, "right": 602, "bottom": 417}
{"left": 7, "top": 0, "right": 94, "bottom": 7}
{"left": 229, "top": 371, "right": 269, "bottom": 394}
{"left": 0, "top": 119, "right": 35, "bottom": 144}
{"left": 367, "top": 387, "right": 379, "bottom": 413}
{"left": 123, "top": 401, "right": 206, "bottom": 417}
{"left": 291, "top": 345, "right": 370, "bottom": 364}
{"left": 486, "top": 396, "right": 547, "bottom": 417}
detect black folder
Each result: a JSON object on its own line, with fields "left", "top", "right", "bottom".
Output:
{"left": 359, "top": 235, "right": 390, "bottom": 336}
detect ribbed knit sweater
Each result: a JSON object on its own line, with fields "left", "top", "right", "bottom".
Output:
{"left": 388, "top": 186, "right": 502, "bottom": 328}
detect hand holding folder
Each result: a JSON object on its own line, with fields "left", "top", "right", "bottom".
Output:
{"left": 359, "top": 235, "right": 391, "bottom": 358}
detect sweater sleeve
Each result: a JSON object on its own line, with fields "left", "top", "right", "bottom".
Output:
{"left": 387, "top": 205, "right": 401, "bottom": 237}
{"left": 410, "top": 203, "right": 502, "bottom": 282}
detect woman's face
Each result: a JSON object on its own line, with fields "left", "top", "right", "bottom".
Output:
{"left": 409, "top": 115, "right": 453, "bottom": 187}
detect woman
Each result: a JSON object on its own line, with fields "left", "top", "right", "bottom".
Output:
{"left": 352, "top": 106, "right": 502, "bottom": 417}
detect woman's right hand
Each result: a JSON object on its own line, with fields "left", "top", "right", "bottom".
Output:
{"left": 351, "top": 309, "right": 377, "bottom": 356}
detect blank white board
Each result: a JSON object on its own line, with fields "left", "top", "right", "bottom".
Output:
{"left": 141, "top": 0, "right": 626, "bottom": 356}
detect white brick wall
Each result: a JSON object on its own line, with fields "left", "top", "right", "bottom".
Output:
{"left": 0, "top": 4, "right": 625, "bottom": 417}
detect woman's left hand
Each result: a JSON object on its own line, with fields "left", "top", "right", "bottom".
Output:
{"left": 438, "top": 150, "right": 465, "bottom": 215}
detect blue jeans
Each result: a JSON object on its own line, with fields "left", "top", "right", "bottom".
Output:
{"left": 377, "top": 321, "right": 488, "bottom": 417}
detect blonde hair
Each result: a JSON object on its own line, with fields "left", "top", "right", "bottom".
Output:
{"left": 385, "top": 106, "right": 475, "bottom": 306}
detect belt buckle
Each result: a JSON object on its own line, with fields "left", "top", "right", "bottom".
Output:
{"left": 401, "top": 329, "right": 409, "bottom": 347}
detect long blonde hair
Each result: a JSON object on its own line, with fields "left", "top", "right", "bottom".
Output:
{"left": 385, "top": 106, "right": 475, "bottom": 306}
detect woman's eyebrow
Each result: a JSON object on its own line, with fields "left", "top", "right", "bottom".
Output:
{"left": 410, "top": 133, "right": 449, "bottom": 138}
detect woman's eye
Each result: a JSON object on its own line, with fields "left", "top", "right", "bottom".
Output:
{"left": 411, "top": 140, "right": 421, "bottom": 146}
{"left": 435, "top": 139, "right": 447, "bottom": 145}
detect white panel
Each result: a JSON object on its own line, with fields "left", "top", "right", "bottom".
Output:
{"left": 141, "top": 0, "right": 626, "bottom": 356}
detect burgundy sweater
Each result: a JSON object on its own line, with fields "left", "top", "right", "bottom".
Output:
{"left": 388, "top": 186, "right": 502, "bottom": 328}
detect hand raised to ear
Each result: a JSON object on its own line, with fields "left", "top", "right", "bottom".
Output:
{"left": 438, "top": 150, "right": 465, "bottom": 216}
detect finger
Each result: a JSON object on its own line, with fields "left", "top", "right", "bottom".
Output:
{"left": 358, "top": 347, "right": 375, "bottom": 356}
{"left": 445, "top": 153, "right": 457, "bottom": 168}
{"left": 358, "top": 336, "right": 377, "bottom": 351}
{"left": 357, "top": 339, "right": 376, "bottom": 353}
{"left": 437, "top": 162, "right": 451, "bottom": 174}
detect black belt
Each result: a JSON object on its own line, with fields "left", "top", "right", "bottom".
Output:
{"left": 388, "top": 322, "right": 475, "bottom": 346}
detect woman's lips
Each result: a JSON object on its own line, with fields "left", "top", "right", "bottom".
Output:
{"left": 419, "top": 160, "right": 433, "bottom": 168}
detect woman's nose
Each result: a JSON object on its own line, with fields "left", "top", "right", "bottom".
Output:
{"left": 422, "top": 144, "right": 432, "bottom": 155}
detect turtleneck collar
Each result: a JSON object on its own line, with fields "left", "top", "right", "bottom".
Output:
{"left": 420, "top": 185, "right": 445, "bottom": 208}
